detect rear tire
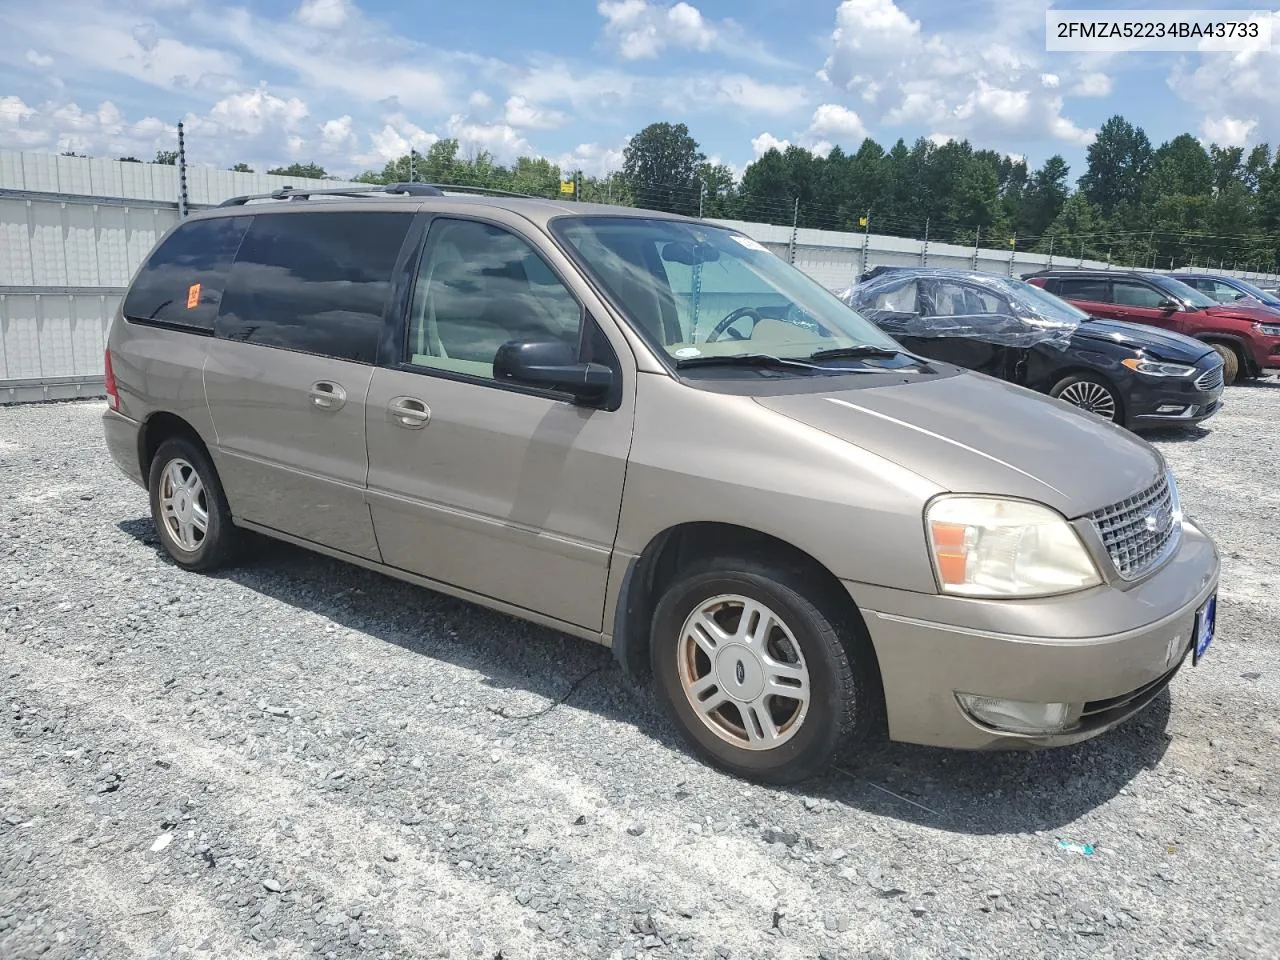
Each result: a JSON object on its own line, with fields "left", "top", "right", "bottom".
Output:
{"left": 147, "top": 437, "right": 240, "bottom": 571}
{"left": 1208, "top": 343, "right": 1240, "bottom": 385}
{"left": 1050, "top": 372, "right": 1124, "bottom": 424}
{"left": 650, "top": 556, "right": 882, "bottom": 784}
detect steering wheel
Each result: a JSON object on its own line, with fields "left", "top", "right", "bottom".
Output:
{"left": 706, "top": 307, "right": 764, "bottom": 343}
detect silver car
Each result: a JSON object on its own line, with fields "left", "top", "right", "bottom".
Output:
{"left": 102, "top": 184, "right": 1221, "bottom": 783}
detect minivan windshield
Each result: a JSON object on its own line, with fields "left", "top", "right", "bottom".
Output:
{"left": 552, "top": 216, "right": 903, "bottom": 365}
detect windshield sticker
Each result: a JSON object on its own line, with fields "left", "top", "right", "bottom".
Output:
{"left": 674, "top": 347, "right": 702, "bottom": 359}
{"left": 730, "top": 234, "right": 768, "bottom": 253}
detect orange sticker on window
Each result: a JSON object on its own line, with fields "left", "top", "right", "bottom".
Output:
{"left": 186, "top": 283, "right": 201, "bottom": 309}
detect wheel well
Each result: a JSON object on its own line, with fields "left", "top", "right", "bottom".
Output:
{"left": 137, "top": 412, "right": 211, "bottom": 480}
{"left": 611, "top": 522, "right": 873, "bottom": 683}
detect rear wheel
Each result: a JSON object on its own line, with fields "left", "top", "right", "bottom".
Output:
{"left": 1050, "top": 372, "right": 1123, "bottom": 424}
{"left": 148, "top": 437, "right": 240, "bottom": 571}
{"left": 1207, "top": 343, "right": 1241, "bottom": 385}
{"left": 650, "top": 556, "right": 881, "bottom": 784}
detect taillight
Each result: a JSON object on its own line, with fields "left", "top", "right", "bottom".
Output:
{"left": 104, "top": 348, "right": 120, "bottom": 411}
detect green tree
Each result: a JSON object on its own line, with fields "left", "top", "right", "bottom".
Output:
{"left": 154, "top": 150, "right": 178, "bottom": 165}
{"left": 117, "top": 156, "right": 141, "bottom": 163}
{"left": 1146, "top": 134, "right": 1213, "bottom": 200}
{"left": 1017, "top": 155, "right": 1070, "bottom": 239}
{"left": 1079, "top": 115, "right": 1153, "bottom": 216}
{"left": 266, "top": 161, "right": 328, "bottom": 179}
{"left": 622, "top": 122, "right": 705, "bottom": 216}
{"left": 695, "top": 161, "right": 739, "bottom": 218}
{"left": 230, "top": 162, "right": 253, "bottom": 173}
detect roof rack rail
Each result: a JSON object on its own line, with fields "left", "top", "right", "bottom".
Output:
{"left": 217, "top": 182, "right": 443, "bottom": 207}
{"left": 423, "top": 183, "right": 540, "bottom": 199}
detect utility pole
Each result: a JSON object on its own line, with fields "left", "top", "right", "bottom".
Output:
{"left": 920, "top": 218, "right": 929, "bottom": 268}
{"left": 176, "top": 121, "right": 189, "bottom": 219}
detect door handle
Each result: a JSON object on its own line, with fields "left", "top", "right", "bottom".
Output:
{"left": 388, "top": 396, "right": 431, "bottom": 429}
{"left": 309, "top": 380, "right": 347, "bottom": 411}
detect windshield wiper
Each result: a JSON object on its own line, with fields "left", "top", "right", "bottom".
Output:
{"left": 806, "top": 345, "right": 905, "bottom": 360}
{"left": 675, "top": 353, "right": 819, "bottom": 371}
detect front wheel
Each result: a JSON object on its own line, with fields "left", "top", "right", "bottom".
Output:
{"left": 1050, "top": 372, "right": 1123, "bottom": 424}
{"left": 650, "top": 557, "right": 881, "bottom": 784}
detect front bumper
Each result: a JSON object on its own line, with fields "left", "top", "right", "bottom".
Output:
{"left": 847, "top": 519, "right": 1219, "bottom": 750}
{"left": 1127, "top": 376, "right": 1223, "bottom": 427}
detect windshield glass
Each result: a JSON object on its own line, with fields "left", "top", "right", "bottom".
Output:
{"left": 552, "top": 217, "right": 900, "bottom": 362}
{"left": 1226, "top": 277, "right": 1280, "bottom": 303}
{"left": 999, "top": 276, "right": 1090, "bottom": 322}
{"left": 1150, "top": 275, "right": 1218, "bottom": 308}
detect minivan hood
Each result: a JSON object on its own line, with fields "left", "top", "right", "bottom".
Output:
{"left": 1074, "top": 318, "right": 1212, "bottom": 362}
{"left": 754, "top": 370, "right": 1163, "bottom": 519}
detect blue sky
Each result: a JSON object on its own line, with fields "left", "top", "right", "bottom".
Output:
{"left": 0, "top": 1, "right": 1274, "bottom": 183}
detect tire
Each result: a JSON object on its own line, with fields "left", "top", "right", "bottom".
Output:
{"left": 1207, "top": 343, "right": 1240, "bottom": 385}
{"left": 147, "top": 436, "right": 241, "bottom": 571}
{"left": 650, "top": 556, "right": 882, "bottom": 784}
{"left": 1049, "top": 372, "right": 1124, "bottom": 424}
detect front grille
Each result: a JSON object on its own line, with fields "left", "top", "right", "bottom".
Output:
{"left": 1194, "top": 365, "right": 1224, "bottom": 392}
{"left": 1087, "top": 474, "right": 1180, "bottom": 580}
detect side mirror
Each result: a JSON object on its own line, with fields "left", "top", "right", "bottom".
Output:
{"left": 493, "top": 339, "right": 613, "bottom": 403}
{"left": 1158, "top": 297, "right": 1181, "bottom": 311}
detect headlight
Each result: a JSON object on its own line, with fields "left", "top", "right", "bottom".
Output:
{"left": 926, "top": 496, "right": 1102, "bottom": 598}
{"left": 1258, "top": 323, "right": 1280, "bottom": 336}
{"left": 1122, "top": 358, "right": 1197, "bottom": 377}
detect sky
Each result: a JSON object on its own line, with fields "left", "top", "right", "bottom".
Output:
{"left": 0, "top": 1, "right": 1276, "bottom": 183}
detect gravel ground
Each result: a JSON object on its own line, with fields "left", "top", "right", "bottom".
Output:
{"left": 1, "top": 387, "right": 1277, "bottom": 960}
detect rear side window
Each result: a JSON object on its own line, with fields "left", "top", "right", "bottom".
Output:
{"left": 1112, "top": 281, "right": 1165, "bottom": 308}
{"left": 217, "top": 211, "right": 414, "bottom": 363}
{"left": 123, "top": 216, "right": 252, "bottom": 331}
{"left": 1057, "top": 277, "right": 1110, "bottom": 302}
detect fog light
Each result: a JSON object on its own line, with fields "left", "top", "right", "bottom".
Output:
{"left": 956, "top": 694, "right": 1075, "bottom": 735}
{"left": 1156, "top": 404, "right": 1188, "bottom": 415}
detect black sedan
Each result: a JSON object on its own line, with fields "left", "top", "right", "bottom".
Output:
{"left": 840, "top": 267, "right": 1225, "bottom": 430}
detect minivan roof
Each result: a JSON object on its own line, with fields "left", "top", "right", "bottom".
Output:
{"left": 200, "top": 185, "right": 697, "bottom": 229}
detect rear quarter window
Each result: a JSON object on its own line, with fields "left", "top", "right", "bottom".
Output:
{"left": 216, "top": 211, "right": 414, "bottom": 363}
{"left": 122, "top": 216, "right": 252, "bottom": 331}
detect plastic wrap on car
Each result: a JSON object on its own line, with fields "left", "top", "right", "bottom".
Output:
{"left": 837, "top": 271, "right": 1080, "bottom": 351}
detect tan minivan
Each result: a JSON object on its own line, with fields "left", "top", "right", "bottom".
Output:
{"left": 102, "top": 184, "right": 1220, "bottom": 783}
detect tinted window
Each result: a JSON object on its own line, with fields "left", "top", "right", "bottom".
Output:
{"left": 123, "top": 216, "right": 251, "bottom": 331}
{"left": 406, "top": 219, "right": 582, "bottom": 379}
{"left": 1057, "top": 278, "right": 1110, "bottom": 302}
{"left": 217, "top": 212, "right": 413, "bottom": 363}
{"left": 1112, "top": 280, "right": 1166, "bottom": 308}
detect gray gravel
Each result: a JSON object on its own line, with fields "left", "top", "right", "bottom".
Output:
{"left": 1, "top": 388, "right": 1278, "bottom": 960}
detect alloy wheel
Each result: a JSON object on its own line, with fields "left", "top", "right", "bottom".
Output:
{"left": 1058, "top": 380, "right": 1118, "bottom": 421}
{"left": 676, "top": 594, "right": 811, "bottom": 750}
{"left": 158, "top": 457, "right": 209, "bottom": 551}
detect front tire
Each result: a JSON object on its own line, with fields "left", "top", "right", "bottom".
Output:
{"left": 1050, "top": 372, "right": 1124, "bottom": 424}
{"left": 148, "top": 437, "right": 240, "bottom": 571}
{"left": 650, "top": 557, "right": 881, "bottom": 784}
{"left": 1207, "top": 343, "right": 1241, "bottom": 385}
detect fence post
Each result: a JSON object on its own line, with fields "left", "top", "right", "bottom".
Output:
{"left": 1008, "top": 233, "right": 1016, "bottom": 277}
{"left": 858, "top": 210, "right": 871, "bottom": 278}
{"left": 176, "top": 121, "right": 189, "bottom": 219}
{"left": 920, "top": 218, "right": 929, "bottom": 267}
{"left": 971, "top": 226, "right": 980, "bottom": 270}
{"left": 1047, "top": 236, "right": 1054, "bottom": 269}
{"left": 788, "top": 197, "right": 799, "bottom": 264}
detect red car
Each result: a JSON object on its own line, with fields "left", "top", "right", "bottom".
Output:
{"left": 1024, "top": 269, "right": 1280, "bottom": 384}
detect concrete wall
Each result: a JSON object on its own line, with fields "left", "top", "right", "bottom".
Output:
{"left": 2, "top": 149, "right": 1276, "bottom": 402}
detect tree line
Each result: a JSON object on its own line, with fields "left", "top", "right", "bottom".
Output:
{"left": 77, "top": 113, "right": 1280, "bottom": 272}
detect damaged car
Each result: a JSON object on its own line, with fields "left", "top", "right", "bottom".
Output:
{"left": 840, "top": 267, "right": 1225, "bottom": 430}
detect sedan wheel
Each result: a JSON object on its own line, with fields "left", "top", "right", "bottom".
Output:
{"left": 1051, "top": 373, "right": 1122, "bottom": 423}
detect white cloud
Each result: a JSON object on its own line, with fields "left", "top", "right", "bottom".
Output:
{"left": 807, "top": 103, "right": 868, "bottom": 143}
{"left": 25, "top": 50, "right": 54, "bottom": 68}
{"left": 598, "top": 0, "right": 716, "bottom": 60}
{"left": 1202, "top": 115, "right": 1257, "bottom": 147}
{"left": 502, "top": 95, "right": 569, "bottom": 130}
{"left": 1167, "top": 19, "right": 1280, "bottom": 144}
{"left": 445, "top": 114, "right": 536, "bottom": 160}
{"left": 469, "top": 90, "right": 494, "bottom": 109}
{"left": 821, "top": 0, "right": 1095, "bottom": 147}
{"left": 710, "top": 75, "right": 806, "bottom": 115}
{"left": 751, "top": 132, "right": 791, "bottom": 156}
{"left": 554, "top": 141, "right": 628, "bottom": 177}
{"left": 357, "top": 121, "right": 440, "bottom": 167}
{"left": 1070, "top": 72, "right": 1112, "bottom": 97}
{"left": 0, "top": 96, "right": 36, "bottom": 126}
{"left": 320, "top": 115, "right": 357, "bottom": 150}
{"left": 208, "top": 86, "right": 309, "bottom": 136}
{"left": 0, "top": 95, "right": 175, "bottom": 155}
{"left": 294, "top": 0, "right": 352, "bottom": 29}
{"left": 927, "top": 132, "right": 954, "bottom": 147}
